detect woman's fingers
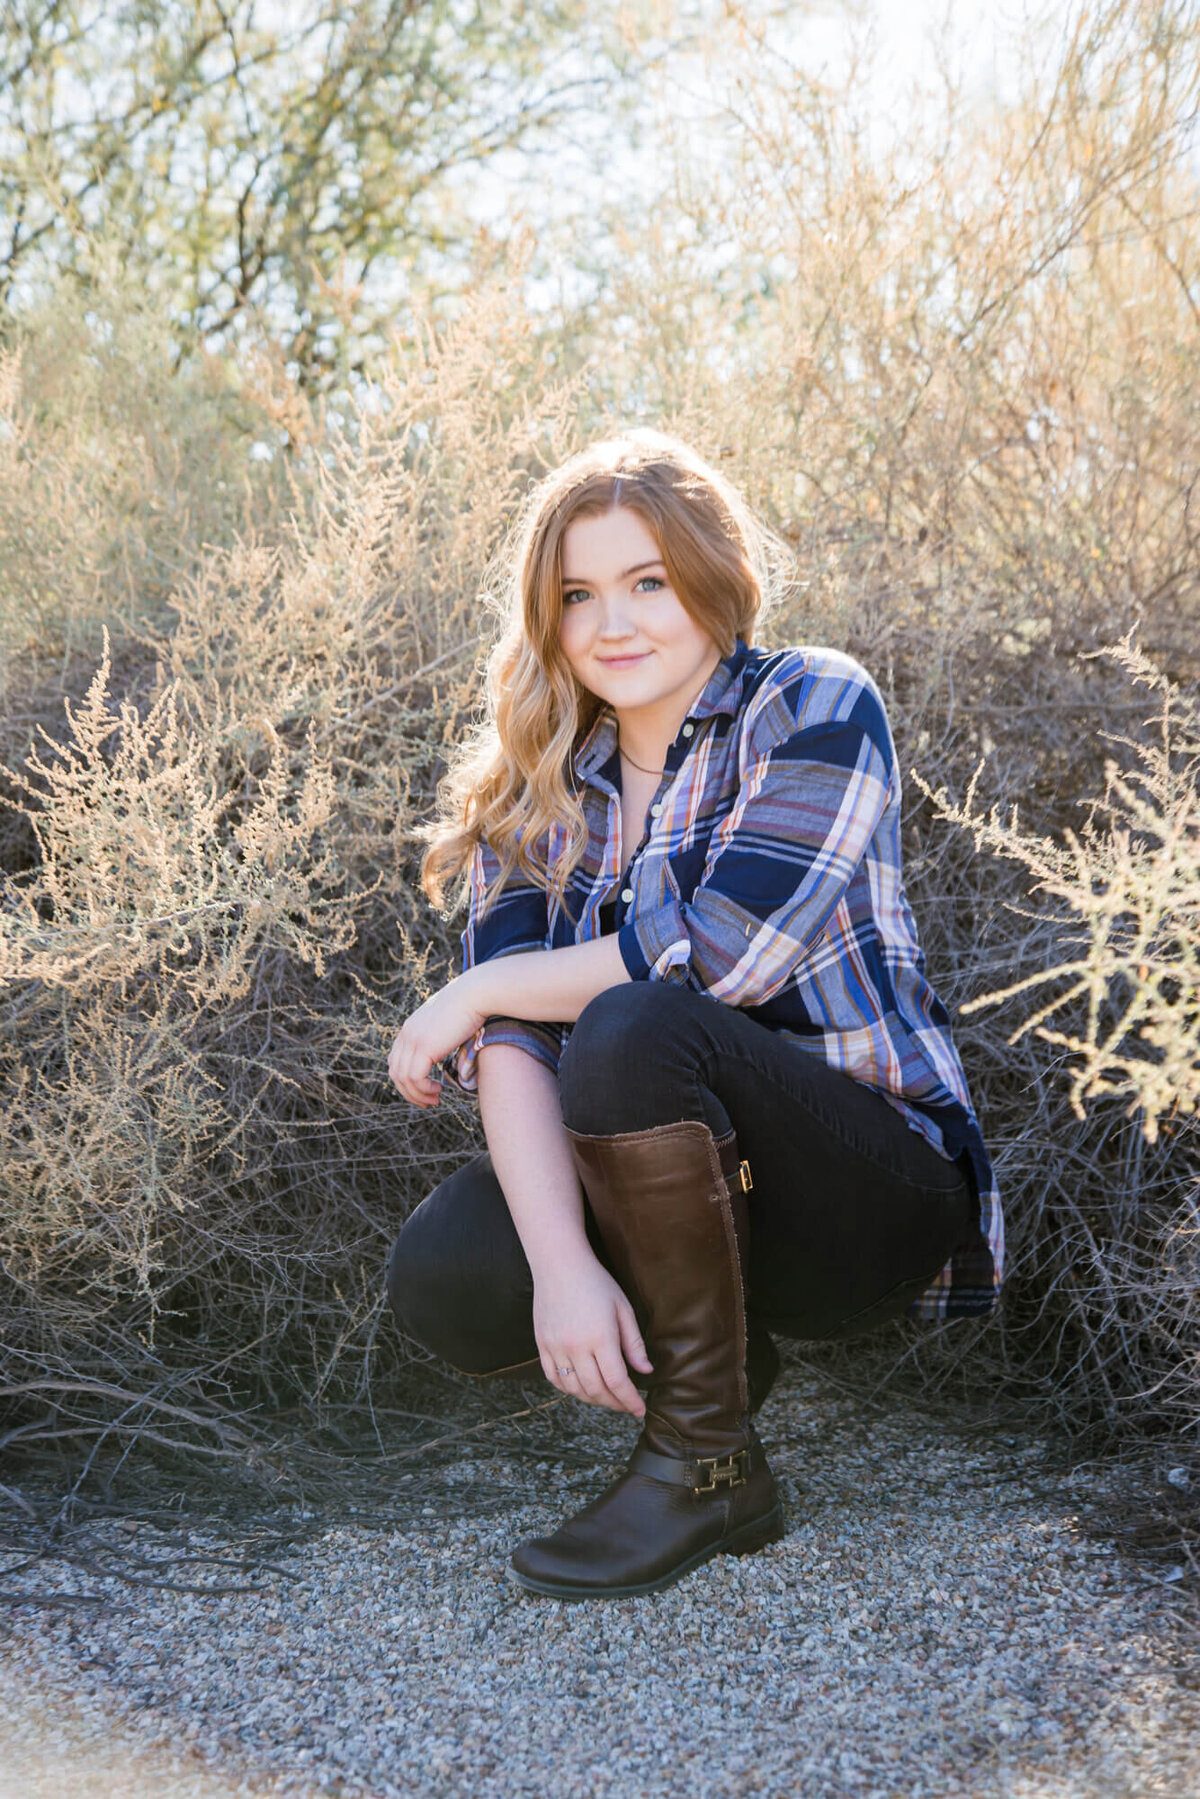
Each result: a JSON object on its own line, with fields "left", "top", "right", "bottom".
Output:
{"left": 396, "top": 1079, "right": 440, "bottom": 1108}
{"left": 596, "top": 1350, "right": 646, "bottom": 1418}
{"left": 616, "top": 1303, "right": 653, "bottom": 1375}
{"left": 574, "top": 1354, "right": 630, "bottom": 1413}
{"left": 556, "top": 1348, "right": 642, "bottom": 1416}
{"left": 548, "top": 1350, "right": 594, "bottom": 1403}
{"left": 535, "top": 1281, "right": 652, "bottom": 1415}
{"left": 540, "top": 1347, "right": 591, "bottom": 1403}
{"left": 387, "top": 1034, "right": 442, "bottom": 1107}
{"left": 541, "top": 1346, "right": 625, "bottom": 1412}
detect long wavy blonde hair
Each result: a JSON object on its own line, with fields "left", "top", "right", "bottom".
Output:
{"left": 414, "top": 429, "right": 790, "bottom": 923}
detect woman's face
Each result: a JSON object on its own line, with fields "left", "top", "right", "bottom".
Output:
{"left": 557, "top": 505, "right": 722, "bottom": 732}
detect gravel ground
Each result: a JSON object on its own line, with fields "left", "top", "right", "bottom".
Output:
{"left": 3, "top": 1359, "right": 1200, "bottom": 1798}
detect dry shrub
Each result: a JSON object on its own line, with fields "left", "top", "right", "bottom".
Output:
{"left": 0, "top": 627, "right": 355, "bottom": 1316}
{"left": 0, "top": 624, "right": 364, "bottom": 1471}
{"left": 896, "top": 635, "right": 1200, "bottom": 1445}
{"left": 925, "top": 636, "right": 1199, "bottom": 1142}
{"left": 2, "top": 0, "right": 1200, "bottom": 1480}
{"left": 0, "top": 247, "right": 277, "bottom": 696}
{"left": 0, "top": 270, "right": 595, "bottom": 1480}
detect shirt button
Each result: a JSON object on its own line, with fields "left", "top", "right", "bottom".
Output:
{"left": 621, "top": 887, "right": 634, "bottom": 902}
{"left": 681, "top": 722, "right": 694, "bottom": 736}
{"left": 650, "top": 803, "right": 662, "bottom": 817}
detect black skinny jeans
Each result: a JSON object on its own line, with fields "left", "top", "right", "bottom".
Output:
{"left": 385, "top": 982, "right": 978, "bottom": 1372}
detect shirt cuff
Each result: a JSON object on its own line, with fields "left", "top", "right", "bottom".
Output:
{"left": 617, "top": 899, "right": 693, "bottom": 983}
{"left": 443, "top": 1016, "right": 563, "bottom": 1095}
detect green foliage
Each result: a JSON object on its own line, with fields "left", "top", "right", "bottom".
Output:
{"left": 0, "top": 0, "right": 620, "bottom": 380}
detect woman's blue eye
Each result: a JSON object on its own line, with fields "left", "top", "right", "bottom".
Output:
{"left": 562, "top": 576, "right": 664, "bottom": 606}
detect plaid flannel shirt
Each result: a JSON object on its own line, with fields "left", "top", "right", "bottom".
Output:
{"left": 442, "top": 636, "right": 1003, "bottom": 1321}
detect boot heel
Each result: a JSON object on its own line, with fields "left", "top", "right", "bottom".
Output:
{"left": 724, "top": 1504, "right": 785, "bottom": 1557}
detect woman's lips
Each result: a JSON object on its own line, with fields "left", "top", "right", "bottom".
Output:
{"left": 599, "top": 652, "right": 650, "bottom": 667}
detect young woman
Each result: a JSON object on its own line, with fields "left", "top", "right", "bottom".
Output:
{"left": 385, "top": 429, "right": 1003, "bottom": 1601}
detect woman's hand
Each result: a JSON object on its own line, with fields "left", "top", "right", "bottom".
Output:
{"left": 387, "top": 975, "right": 488, "bottom": 1109}
{"left": 533, "top": 1251, "right": 653, "bottom": 1417}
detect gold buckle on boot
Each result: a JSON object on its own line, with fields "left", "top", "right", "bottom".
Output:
{"left": 694, "top": 1450, "right": 750, "bottom": 1493}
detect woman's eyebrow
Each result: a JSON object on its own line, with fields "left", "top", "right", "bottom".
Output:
{"left": 560, "top": 558, "right": 665, "bottom": 584}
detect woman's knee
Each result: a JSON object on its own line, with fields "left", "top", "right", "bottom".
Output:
{"left": 384, "top": 1158, "right": 538, "bottom": 1374}
{"left": 558, "top": 985, "right": 688, "bottom": 1121}
{"left": 384, "top": 1196, "right": 455, "bottom": 1353}
{"left": 557, "top": 982, "right": 723, "bottom": 1135}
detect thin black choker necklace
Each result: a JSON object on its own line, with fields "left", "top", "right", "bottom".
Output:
{"left": 618, "top": 743, "right": 664, "bottom": 775}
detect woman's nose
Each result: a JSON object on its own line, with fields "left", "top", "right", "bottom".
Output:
{"left": 596, "top": 597, "right": 635, "bottom": 634}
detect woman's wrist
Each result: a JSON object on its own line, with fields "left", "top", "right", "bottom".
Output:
{"left": 526, "top": 1228, "right": 599, "bottom": 1287}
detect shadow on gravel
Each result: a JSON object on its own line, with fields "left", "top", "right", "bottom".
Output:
{"left": 3, "top": 1352, "right": 1200, "bottom": 1798}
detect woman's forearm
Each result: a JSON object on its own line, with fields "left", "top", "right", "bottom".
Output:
{"left": 468, "top": 930, "right": 632, "bottom": 1026}
{"left": 476, "top": 1042, "right": 594, "bottom": 1280}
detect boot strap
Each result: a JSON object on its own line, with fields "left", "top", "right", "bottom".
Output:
{"left": 711, "top": 1126, "right": 753, "bottom": 1197}
{"left": 729, "top": 1158, "right": 753, "bottom": 1194}
{"left": 630, "top": 1441, "right": 758, "bottom": 1492}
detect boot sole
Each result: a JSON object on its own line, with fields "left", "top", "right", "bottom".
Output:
{"left": 508, "top": 1504, "right": 786, "bottom": 1600}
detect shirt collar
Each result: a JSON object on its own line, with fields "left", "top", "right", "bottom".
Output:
{"left": 571, "top": 635, "right": 753, "bottom": 784}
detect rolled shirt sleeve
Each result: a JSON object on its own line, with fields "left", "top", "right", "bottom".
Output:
{"left": 440, "top": 837, "right": 563, "bottom": 1096}
{"left": 616, "top": 673, "right": 897, "bottom": 1006}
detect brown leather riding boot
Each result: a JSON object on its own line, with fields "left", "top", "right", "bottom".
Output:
{"left": 509, "top": 1118, "right": 784, "bottom": 1599}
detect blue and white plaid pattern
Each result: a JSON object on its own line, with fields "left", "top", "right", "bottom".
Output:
{"left": 443, "top": 636, "right": 1003, "bottom": 1321}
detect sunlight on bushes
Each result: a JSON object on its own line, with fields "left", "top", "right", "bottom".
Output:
{"left": 0, "top": 0, "right": 1197, "bottom": 1475}
{"left": 917, "top": 636, "right": 1199, "bottom": 1146}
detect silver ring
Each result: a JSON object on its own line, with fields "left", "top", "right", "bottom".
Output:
{"left": 556, "top": 1366, "right": 573, "bottom": 1379}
